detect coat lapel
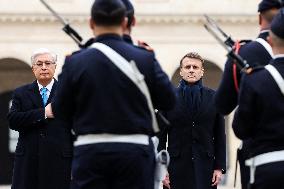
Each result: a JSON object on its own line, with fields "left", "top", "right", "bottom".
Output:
{"left": 28, "top": 80, "right": 44, "bottom": 108}
{"left": 27, "top": 79, "right": 58, "bottom": 107}
{"left": 47, "top": 79, "right": 57, "bottom": 104}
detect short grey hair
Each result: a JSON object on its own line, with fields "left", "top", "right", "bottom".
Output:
{"left": 31, "top": 48, "right": 57, "bottom": 65}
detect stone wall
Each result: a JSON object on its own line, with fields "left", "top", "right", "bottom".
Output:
{"left": 0, "top": 0, "right": 262, "bottom": 187}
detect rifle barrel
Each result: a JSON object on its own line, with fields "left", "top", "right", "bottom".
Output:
{"left": 40, "top": 0, "right": 67, "bottom": 26}
{"left": 204, "top": 20, "right": 251, "bottom": 71}
{"left": 204, "top": 15, "right": 229, "bottom": 40}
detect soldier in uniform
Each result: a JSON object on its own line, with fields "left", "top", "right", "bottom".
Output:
{"left": 46, "top": 0, "right": 176, "bottom": 189}
{"left": 121, "top": 0, "right": 154, "bottom": 51}
{"left": 214, "top": 1, "right": 281, "bottom": 188}
{"left": 121, "top": 0, "right": 135, "bottom": 44}
{"left": 232, "top": 8, "right": 284, "bottom": 189}
{"left": 215, "top": 0, "right": 281, "bottom": 114}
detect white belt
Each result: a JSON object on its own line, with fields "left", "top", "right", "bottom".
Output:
{"left": 74, "top": 133, "right": 149, "bottom": 146}
{"left": 245, "top": 150, "right": 284, "bottom": 184}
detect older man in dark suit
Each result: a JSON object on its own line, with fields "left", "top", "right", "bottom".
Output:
{"left": 7, "top": 48, "right": 73, "bottom": 189}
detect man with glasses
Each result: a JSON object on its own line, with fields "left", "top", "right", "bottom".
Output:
{"left": 7, "top": 48, "right": 73, "bottom": 189}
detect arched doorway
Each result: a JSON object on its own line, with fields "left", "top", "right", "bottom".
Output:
{"left": 0, "top": 58, "right": 34, "bottom": 184}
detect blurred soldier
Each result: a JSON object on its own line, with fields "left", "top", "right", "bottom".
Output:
{"left": 121, "top": 0, "right": 154, "bottom": 51}
{"left": 232, "top": 8, "right": 284, "bottom": 189}
{"left": 121, "top": 0, "right": 135, "bottom": 44}
{"left": 7, "top": 48, "right": 73, "bottom": 189}
{"left": 215, "top": 0, "right": 281, "bottom": 114}
{"left": 214, "top": 1, "right": 281, "bottom": 188}
{"left": 46, "top": 0, "right": 176, "bottom": 189}
{"left": 159, "top": 52, "right": 226, "bottom": 189}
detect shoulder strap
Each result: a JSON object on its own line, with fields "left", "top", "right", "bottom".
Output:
{"left": 255, "top": 38, "right": 273, "bottom": 58}
{"left": 265, "top": 64, "right": 284, "bottom": 95}
{"left": 90, "top": 42, "right": 159, "bottom": 133}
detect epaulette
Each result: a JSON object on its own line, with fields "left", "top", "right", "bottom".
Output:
{"left": 137, "top": 40, "right": 154, "bottom": 52}
{"left": 65, "top": 50, "right": 82, "bottom": 58}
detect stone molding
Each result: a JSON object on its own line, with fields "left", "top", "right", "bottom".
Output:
{"left": 0, "top": 13, "right": 257, "bottom": 24}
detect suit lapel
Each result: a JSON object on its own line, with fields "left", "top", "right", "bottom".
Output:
{"left": 28, "top": 80, "right": 44, "bottom": 108}
{"left": 47, "top": 79, "right": 57, "bottom": 104}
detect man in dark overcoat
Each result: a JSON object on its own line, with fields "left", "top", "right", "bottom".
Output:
{"left": 159, "top": 52, "right": 226, "bottom": 189}
{"left": 7, "top": 48, "right": 73, "bottom": 189}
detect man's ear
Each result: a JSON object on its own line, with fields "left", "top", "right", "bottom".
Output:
{"left": 132, "top": 16, "right": 136, "bottom": 27}
{"left": 201, "top": 68, "right": 204, "bottom": 77}
{"left": 179, "top": 69, "right": 183, "bottom": 77}
{"left": 258, "top": 14, "right": 262, "bottom": 26}
{"left": 89, "top": 17, "right": 95, "bottom": 30}
{"left": 267, "top": 35, "right": 273, "bottom": 47}
{"left": 122, "top": 17, "right": 128, "bottom": 31}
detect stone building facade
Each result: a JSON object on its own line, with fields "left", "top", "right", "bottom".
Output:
{"left": 0, "top": 0, "right": 262, "bottom": 188}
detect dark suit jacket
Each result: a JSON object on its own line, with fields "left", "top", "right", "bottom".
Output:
{"left": 159, "top": 85, "right": 226, "bottom": 189}
{"left": 7, "top": 80, "right": 73, "bottom": 189}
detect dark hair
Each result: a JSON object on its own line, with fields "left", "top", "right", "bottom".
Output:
{"left": 126, "top": 9, "right": 134, "bottom": 28}
{"left": 261, "top": 8, "right": 280, "bottom": 23}
{"left": 179, "top": 52, "right": 204, "bottom": 68}
{"left": 91, "top": 0, "right": 126, "bottom": 26}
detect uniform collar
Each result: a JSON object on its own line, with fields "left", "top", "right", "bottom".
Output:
{"left": 94, "top": 34, "right": 123, "bottom": 43}
{"left": 258, "top": 30, "right": 269, "bottom": 40}
{"left": 272, "top": 55, "right": 284, "bottom": 67}
{"left": 273, "top": 54, "right": 284, "bottom": 59}
{"left": 37, "top": 78, "right": 54, "bottom": 92}
{"left": 122, "top": 34, "right": 133, "bottom": 45}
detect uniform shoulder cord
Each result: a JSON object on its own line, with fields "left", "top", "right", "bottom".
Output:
{"left": 233, "top": 41, "right": 241, "bottom": 93}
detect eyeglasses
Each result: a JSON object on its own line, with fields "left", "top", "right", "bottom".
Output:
{"left": 34, "top": 61, "right": 56, "bottom": 67}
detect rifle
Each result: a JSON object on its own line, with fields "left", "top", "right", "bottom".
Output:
{"left": 39, "top": 0, "right": 91, "bottom": 49}
{"left": 204, "top": 15, "right": 252, "bottom": 73}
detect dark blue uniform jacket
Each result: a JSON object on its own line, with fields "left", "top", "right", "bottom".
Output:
{"left": 215, "top": 31, "right": 272, "bottom": 115}
{"left": 52, "top": 34, "right": 176, "bottom": 136}
{"left": 233, "top": 57, "right": 284, "bottom": 157}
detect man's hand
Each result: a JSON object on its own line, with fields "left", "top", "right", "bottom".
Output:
{"left": 211, "top": 169, "right": 222, "bottom": 186}
{"left": 162, "top": 173, "right": 170, "bottom": 189}
{"left": 45, "top": 103, "right": 54, "bottom": 118}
